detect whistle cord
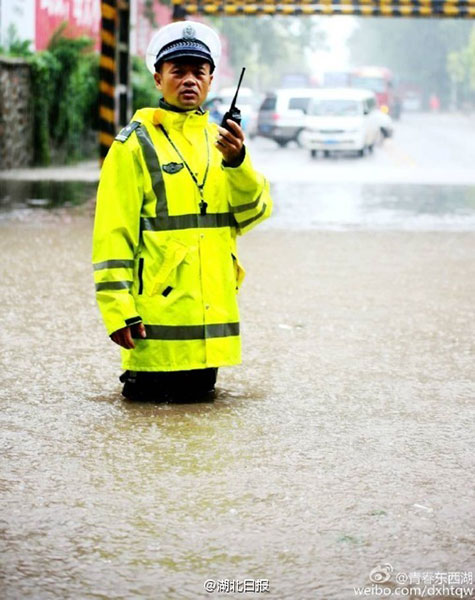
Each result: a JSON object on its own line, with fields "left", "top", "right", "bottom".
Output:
{"left": 159, "top": 124, "right": 210, "bottom": 215}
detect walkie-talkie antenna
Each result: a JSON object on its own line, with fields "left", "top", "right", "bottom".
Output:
{"left": 220, "top": 67, "right": 246, "bottom": 133}
{"left": 230, "top": 67, "right": 246, "bottom": 111}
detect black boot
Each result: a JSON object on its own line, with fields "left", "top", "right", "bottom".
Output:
{"left": 168, "top": 368, "right": 218, "bottom": 404}
{"left": 120, "top": 371, "right": 170, "bottom": 403}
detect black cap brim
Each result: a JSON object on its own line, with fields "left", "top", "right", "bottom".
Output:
{"left": 155, "top": 40, "right": 215, "bottom": 71}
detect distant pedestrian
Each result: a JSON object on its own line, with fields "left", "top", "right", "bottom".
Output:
{"left": 429, "top": 94, "right": 440, "bottom": 113}
{"left": 92, "top": 21, "right": 272, "bottom": 403}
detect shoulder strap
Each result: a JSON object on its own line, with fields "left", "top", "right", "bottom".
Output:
{"left": 115, "top": 120, "right": 141, "bottom": 143}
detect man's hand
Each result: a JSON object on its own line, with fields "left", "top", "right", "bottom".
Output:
{"left": 111, "top": 323, "right": 146, "bottom": 349}
{"left": 215, "top": 120, "right": 245, "bottom": 164}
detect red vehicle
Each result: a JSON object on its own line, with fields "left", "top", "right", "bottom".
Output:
{"left": 350, "top": 66, "right": 401, "bottom": 119}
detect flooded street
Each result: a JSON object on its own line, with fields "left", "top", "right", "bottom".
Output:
{"left": 1, "top": 123, "right": 475, "bottom": 599}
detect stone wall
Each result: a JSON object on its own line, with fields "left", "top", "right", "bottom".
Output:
{"left": 0, "top": 57, "right": 34, "bottom": 169}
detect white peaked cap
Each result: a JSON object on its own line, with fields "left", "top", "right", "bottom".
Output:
{"left": 145, "top": 21, "right": 222, "bottom": 74}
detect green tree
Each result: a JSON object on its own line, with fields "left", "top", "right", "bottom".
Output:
{"left": 208, "top": 16, "right": 325, "bottom": 90}
{"left": 347, "top": 18, "right": 472, "bottom": 107}
{"left": 0, "top": 24, "right": 32, "bottom": 56}
{"left": 26, "top": 26, "right": 99, "bottom": 164}
{"left": 132, "top": 56, "right": 160, "bottom": 110}
{"left": 46, "top": 26, "right": 98, "bottom": 159}
{"left": 447, "top": 25, "right": 475, "bottom": 108}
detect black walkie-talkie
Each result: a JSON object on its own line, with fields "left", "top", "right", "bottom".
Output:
{"left": 220, "top": 67, "right": 246, "bottom": 131}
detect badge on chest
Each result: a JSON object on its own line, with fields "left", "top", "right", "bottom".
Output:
{"left": 162, "top": 162, "right": 184, "bottom": 175}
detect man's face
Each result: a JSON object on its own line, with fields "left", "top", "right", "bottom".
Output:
{"left": 154, "top": 59, "right": 213, "bottom": 110}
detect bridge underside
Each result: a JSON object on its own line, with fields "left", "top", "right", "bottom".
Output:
{"left": 172, "top": 0, "right": 475, "bottom": 18}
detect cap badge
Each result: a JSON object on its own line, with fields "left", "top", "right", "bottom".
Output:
{"left": 182, "top": 25, "right": 196, "bottom": 40}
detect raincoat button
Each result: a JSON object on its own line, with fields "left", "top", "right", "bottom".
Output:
{"left": 205, "top": 304, "right": 210, "bottom": 310}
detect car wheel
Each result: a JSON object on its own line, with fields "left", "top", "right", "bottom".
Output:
{"left": 323, "top": 150, "right": 330, "bottom": 158}
{"left": 310, "top": 149, "right": 317, "bottom": 159}
{"left": 357, "top": 147, "right": 365, "bottom": 157}
{"left": 276, "top": 139, "right": 288, "bottom": 148}
{"left": 295, "top": 129, "right": 305, "bottom": 147}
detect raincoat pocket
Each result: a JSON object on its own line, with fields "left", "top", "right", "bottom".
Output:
{"left": 231, "top": 252, "right": 246, "bottom": 291}
{"left": 150, "top": 238, "right": 188, "bottom": 296}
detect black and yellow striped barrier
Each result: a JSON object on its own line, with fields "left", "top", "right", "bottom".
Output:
{"left": 171, "top": 0, "right": 475, "bottom": 17}
{"left": 100, "top": 0, "right": 131, "bottom": 161}
{"left": 100, "top": 0, "right": 117, "bottom": 160}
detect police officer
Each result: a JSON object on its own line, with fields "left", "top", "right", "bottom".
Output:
{"left": 92, "top": 21, "right": 272, "bottom": 402}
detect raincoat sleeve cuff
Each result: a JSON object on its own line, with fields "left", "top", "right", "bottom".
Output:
{"left": 109, "top": 315, "right": 142, "bottom": 337}
{"left": 125, "top": 316, "right": 142, "bottom": 327}
{"left": 222, "top": 146, "right": 246, "bottom": 168}
{"left": 98, "top": 295, "right": 142, "bottom": 336}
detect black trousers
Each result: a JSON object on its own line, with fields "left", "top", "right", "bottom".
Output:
{"left": 120, "top": 368, "right": 218, "bottom": 403}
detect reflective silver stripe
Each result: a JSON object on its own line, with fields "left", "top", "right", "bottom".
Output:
{"left": 135, "top": 124, "right": 238, "bottom": 232}
{"left": 95, "top": 281, "right": 133, "bottom": 291}
{"left": 135, "top": 124, "right": 168, "bottom": 220}
{"left": 236, "top": 203, "right": 267, "bottom": 230}
{"left": 141, "top": 212, "right": 236, "bottom": 232}
{"left": 231, "top": 188, "right": 263, "bottom": 214}
{"left": 143, "top": 322, "right": 240, "bottom": 340}
{"left": 93, "top": 259, "right": 135, "bottom": 271}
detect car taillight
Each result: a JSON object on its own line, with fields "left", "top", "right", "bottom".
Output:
{"left": 271, "top": 113, "right": 280, "bottom": 122}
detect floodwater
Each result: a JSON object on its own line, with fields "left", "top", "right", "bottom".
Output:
{"left": 267, "top": 183, "right": 475, "bottom": 231}
{"left": 1, "top": 181, "right": 474, "bottom": 600}
{"left": 0, "top": 180, "right": 96, "bottom": 211}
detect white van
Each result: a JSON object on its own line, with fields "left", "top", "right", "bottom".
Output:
{"left": 257, "top": 88, "right": 321, "bottom": 147}
{"left": 300, "top": 88, "right": 381, "bottom": 158}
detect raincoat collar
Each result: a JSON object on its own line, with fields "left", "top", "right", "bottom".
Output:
{"left": 159, "top": 97, "right": 205, "bottom": 114}
{"left": 132, "top": 103, "right": 208, "bottom": 133}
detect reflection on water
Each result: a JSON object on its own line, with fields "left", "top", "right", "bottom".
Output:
{"left": 268, "top": 183, "right": 475, "bottom": 231}
{"left": 2, "top": 179, "right": 475, "bottom": 232}
{"left": 0, "top": 180, "right": 96, "bottom": 211}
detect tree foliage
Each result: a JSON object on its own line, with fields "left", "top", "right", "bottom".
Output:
{"left": 447, "top": 26, "right": 475, "bottom": 106}
{"left": 44, "top": 26, "right": 99, "bottom": 160}
{"left": 132, "top": 56, "right": 160, "bottom": 110}
{"left": 15, "top": 25, "right": 99, "bottom": 165}
{"left": 347, "top": 18, "right": 473, "bottom": 107}
{"left": 2, "top": 24, "right": 99, "bottom": 165}
{"left": 0, "top": 24, "right": 32, "bottom": 56}
{"left": 208, "top": 16, "right": 325, "bottom": 90}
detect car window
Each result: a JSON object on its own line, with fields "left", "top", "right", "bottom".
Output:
{"left": 309, "top": 99, "right": 361, "bottom": 117}
{"left": 288, "top": 97, "right": 310, "bottom": 113}
{"left": 260, "top": 96, "right": 276, "bottom": 111}
{"left": 351, "top": 76, "right": 386, "bottom": 93}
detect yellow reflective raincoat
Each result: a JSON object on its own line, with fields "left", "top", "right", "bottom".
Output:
{"left": 92, "top": 106, "right": 272, "bottom": 371}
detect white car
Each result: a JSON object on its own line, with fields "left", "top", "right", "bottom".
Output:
{"left": 300, "top": 88, "right": 382, "bottom": 158}
{"left": 257, "top": 88, "right": 322, "bottom": 147}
